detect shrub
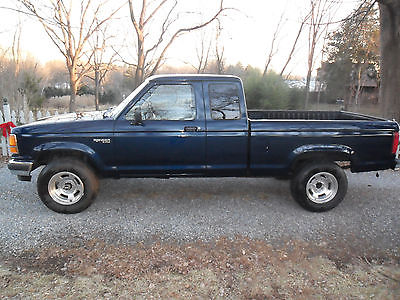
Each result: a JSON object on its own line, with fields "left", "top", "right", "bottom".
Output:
{"left": 100, "top": 90, "right": 117, "bottom": 104}
{"left": 77, "top": 85, "right": 94, "bottom": 96}
{"left": 243, "top": 67, "right": 302, "bottom": 110}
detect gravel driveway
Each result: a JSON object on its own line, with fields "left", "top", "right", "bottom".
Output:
{"left": 0, "top": 164, "right": 399, "bottom": 254}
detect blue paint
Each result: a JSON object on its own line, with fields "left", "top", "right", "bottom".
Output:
{"left": 10, "top": 75, "right": 399, "bottom": 179}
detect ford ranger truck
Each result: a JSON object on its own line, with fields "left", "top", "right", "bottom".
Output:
{"left": 8, "top": 74, "right": 400, "bottom": 213}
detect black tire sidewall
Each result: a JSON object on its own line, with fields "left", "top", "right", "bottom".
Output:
{"left": 291, "top": 162, "right": 348, "bottom": 212}
{"left": 37, "top": 159, "right": 98, "bottom": 214}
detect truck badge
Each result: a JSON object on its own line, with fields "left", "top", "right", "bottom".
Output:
{"left": 93, "top": 138, "right": 111, "bottom": 144}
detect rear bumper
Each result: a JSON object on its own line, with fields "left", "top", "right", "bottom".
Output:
{"left": 8, "top": 159, "right": 34, "bottom": 176}
{"left": 395, "top": 159, "right": 400, "bottom": 171}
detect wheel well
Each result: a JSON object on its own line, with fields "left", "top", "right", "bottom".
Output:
{"left": 37, "top": 150, "right": 99, "bottom": 173}
{"left": 290, "top": 152, "right": 351, "bottom": 174}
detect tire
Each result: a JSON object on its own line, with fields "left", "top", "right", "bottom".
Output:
{"left": 290, "top": 161, "right": 348, "bottom": 212}
{"left": 37, "top": 158, "right": 99, "bottom": 213}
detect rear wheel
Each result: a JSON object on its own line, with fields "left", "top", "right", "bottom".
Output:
{"left": 37, "top": 158, "right": 99, "bottom": 213}
{"left": 290, "top": 161, "right": 348, "bottom": 212}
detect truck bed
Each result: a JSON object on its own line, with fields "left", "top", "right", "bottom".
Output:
{"left": 247, "top": 110, "right": 398, "bottom": 174}
{"left": 248, "top": 110, "right": 384, "bottom": 121}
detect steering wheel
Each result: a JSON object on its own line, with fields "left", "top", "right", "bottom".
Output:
{"left": 213, "top": 109, "right": 226, "bottom": 120}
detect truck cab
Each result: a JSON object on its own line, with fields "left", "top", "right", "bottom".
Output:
{"left": 110, "top": 75, "right": 248, "bottom": 177}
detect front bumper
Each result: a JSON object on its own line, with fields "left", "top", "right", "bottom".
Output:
{"left": 8, "top": 159, "right": 34, "bottom": 176}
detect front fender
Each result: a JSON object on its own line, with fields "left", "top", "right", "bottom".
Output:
{"left": 32, "top": 141, "right": 105, "bottom": 170}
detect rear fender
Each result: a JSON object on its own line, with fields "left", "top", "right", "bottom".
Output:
{"left": 289, "top": 144, "right": 354, "bottom": 170}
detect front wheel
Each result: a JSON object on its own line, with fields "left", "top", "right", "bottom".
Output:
{"left": 37, "top": 158, "right": 99, "bottom": 213}
{"left": 290, "top": 162, "right": 348, "bottom": 212}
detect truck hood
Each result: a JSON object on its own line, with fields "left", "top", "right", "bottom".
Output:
{"left": 12, "top": 110, "right": 114, "bottom": 135}
{"left": 34, "top": 111, "right": 104, "bottom": 124}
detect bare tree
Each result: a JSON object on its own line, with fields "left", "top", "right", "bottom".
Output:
{"left": 185, "top": 20, "right": 225, "bottom": 74}
{"left": 86, "top": 23, "right": 117, "bottom": 110}
{"left": 0, "top": 21, "right": 34, "bottom": 114}
{"left": 17, "top": 0, "right": 121, "bottom": 112}
{"left": 316, "top": 31, "right": 330, "bottom": 109}
{"left": 280, "top": 11, "right": 312, "bottom": 77}
{"left": 304, "top": 0, "right": 337, "bottom": 109}
{"left": 263, "top": 12, "right": 285, "bottom": 76}
{"left": 184, "top": 28, "right": 213, "bottom": 74}
{"left": 10, "top": 21, "right": 27, "bottom": 116}
{"left": 378, "top": 0, "right": 400, "bottom": 120}
{"left": 214, "top": 20, "right": 225, "bottom": 74}
{"left": 196, "top": 32, "right": 213, "bottom": 74}
{"left": 127, "top": 0, "right": 228, "bottom": 87}
{"left": 11, "top": 22, "right": 22, "bottom": 78}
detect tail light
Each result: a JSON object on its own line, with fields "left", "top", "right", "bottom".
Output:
{"left": 9, "top": 134, "right": 18, "bottom": 154}
{"left": 392, "top": 131, "right": 399, "bottom": 155}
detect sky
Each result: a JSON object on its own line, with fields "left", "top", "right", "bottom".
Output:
{"left": 0, "top": 0, "right": 360, "bottom": 78}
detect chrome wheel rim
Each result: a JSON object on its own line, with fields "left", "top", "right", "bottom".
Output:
{"left": 306, "top": 172, "right": 338, "bottom": 204}
{"left": 48, "top": 172, "right": 84, "bottom": 205}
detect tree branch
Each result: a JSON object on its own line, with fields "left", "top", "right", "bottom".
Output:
{"left": 150, "top": 0, "right": 228, "bottom": 75}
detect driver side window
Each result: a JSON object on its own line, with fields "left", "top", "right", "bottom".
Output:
{"left": 126, "top": 84, "right": 196, "bottom": 121}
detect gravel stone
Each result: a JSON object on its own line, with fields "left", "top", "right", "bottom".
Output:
{"left": 0, "top": 165, "right": 399, "bottom": 254}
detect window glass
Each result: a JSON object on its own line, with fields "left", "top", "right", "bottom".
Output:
{"left": 209, "top": 83, "right": 241, "bottom": 120}
{"left": 126, "top": 84, "right": 196, "bottom": 121}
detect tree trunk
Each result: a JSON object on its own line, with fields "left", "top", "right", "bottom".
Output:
{"left": 354, "top": 65, "right": 363, "bottom": 111}
{"left": 69, "top": 89, "right": 76, "bottom": 113}
{"left": 280, "top": 20, "right": 306, "bottom": 77}
{"left": 23, "top": 94, "right": 29, "bottom": 118}
{"left": 304, "top": 72, "right": 312, "bottom": 109}
{"left": 135, "top": 55, "right": 145, "bottom": 88}
{"left": 305, "top": 36, "right": 316, "bottom": 109}
{"left": 94, "top": 69, "right": 100, "bottom": 111}
{"left": 135, "top": 37, "right": 145, "bottom": 88}
{"left": 304, "top": 67, "right": 312, "bottom": 110}
{"left": 215, "top": 50, "right": 224, "bottom": 75}
{"left": 316, "top": 80, "right": 322, "bottom": 109}
{"left": 379, "top": 0, "right": 400, "bottom": 121}
{"left": 69, "top": 71, "right": 78, "bottom": 113}
{"left": 263, "top": 55, "right": 272, "bottom": 77}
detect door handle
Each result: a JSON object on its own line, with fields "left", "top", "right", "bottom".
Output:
{"left": 184, "top": 126, "right": 200, "bottom": 132}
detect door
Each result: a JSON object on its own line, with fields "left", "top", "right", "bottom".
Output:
{"left": 114, "top": 81, "right": 206, "bottom": 175}
{"left": 204, "top": 81, "right": 249, "bottom": 176}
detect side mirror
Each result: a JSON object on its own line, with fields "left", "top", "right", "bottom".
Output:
{"left": 132, "top": 108, "right": 143, "bottom": 126}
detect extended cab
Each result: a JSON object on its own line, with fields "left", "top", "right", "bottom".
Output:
{"left": 8, "top": 75, "right": 400, "bottom": 213}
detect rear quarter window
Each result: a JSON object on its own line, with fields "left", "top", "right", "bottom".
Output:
{"left": 209, "top": 83, "right": 241, "bottom": 120}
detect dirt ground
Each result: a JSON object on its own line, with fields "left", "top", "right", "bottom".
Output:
{"left": 1, "top": 154, "right": 399, "bottom": 298}
{"left": 1, "top": 237, "right": 399, "bottom": 299}
{"left": 0, "top": 156, "right": 7, "bottom": 167}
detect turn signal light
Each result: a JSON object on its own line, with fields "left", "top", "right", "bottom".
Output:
{"left": 9, "top": 134, "right": 18, "bottom": 154}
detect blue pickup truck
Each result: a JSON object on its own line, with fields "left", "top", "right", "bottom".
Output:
{"left": 8, "top": 75, "right": 400, "bottom": 213}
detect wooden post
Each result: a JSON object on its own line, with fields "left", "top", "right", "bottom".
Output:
{"left": 28, "top": 111, "right": 34, "bottom": 123}
{"left": 0, "top": 109, "right": 6, "bottom": 156}
{"left": 19, "top": 111, "right": 25, "bottom": 124}
{"left": 3, "top": 98, "right": 11, "bottom": 123}
{"left": 11, "top": 110, "right": 17, "bottom": 124}
{"left": 2, "top": 98, "right": 12, "bottom": 156}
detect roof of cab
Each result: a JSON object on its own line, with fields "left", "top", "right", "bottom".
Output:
{"left": 147, "top": 74, "right": 241, "bottom": 83}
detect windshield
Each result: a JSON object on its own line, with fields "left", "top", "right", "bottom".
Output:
{"left": 108, "top": 80, "right": 149, "bottom": 119}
